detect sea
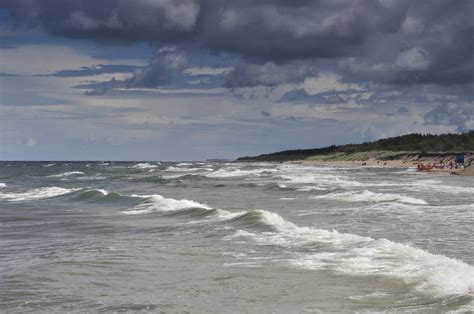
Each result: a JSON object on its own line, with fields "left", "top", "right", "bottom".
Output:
{"left": 0, "top": 161, "right": 473, "bottom": 312}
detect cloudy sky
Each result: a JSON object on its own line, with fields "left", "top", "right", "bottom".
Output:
{"left": 0, "top": 0, "right": 473, "bottom": 160}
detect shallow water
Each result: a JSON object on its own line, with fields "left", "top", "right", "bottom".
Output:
{"left": 0, "top": 161, "right": 473, "bottom": 312}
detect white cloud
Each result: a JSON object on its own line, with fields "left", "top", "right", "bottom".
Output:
{"left": 0, "top": 45, "right": 145, "bottom": 75}
{"left": 302, "top": 73, "right": 363, "bottom": 94}
{"left": 183, "top": 66, "right": 233, "bottom": 76}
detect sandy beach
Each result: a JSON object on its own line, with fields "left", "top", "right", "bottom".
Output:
{"left": 286, "top": 156, "right": 474, "bottom": 176}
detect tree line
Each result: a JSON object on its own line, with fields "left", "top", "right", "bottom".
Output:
{"left": 237, "top": 130, "right": 474, "bottom": 161}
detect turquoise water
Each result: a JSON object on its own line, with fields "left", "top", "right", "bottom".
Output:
{"left": 0, "top": 161, "right": 473, "bottom": 312}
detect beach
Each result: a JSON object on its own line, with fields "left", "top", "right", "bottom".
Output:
{"left": 289, "top": 153, "right": 474, "bottom": 176}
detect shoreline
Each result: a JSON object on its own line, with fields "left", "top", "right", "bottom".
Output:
{"left": 299, "top": 158, "right": 416, "bottom": 169}
{"left": 282, "top": 157, "right": 473, "bottom": 176}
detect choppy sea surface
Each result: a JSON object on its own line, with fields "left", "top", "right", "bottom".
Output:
{"left": 0, "top": 161, "right": 473, "bottom": 312}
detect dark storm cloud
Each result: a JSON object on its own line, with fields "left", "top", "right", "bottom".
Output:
{"left": 225, "top": 62, "right": 315, "bottom": 88}
{"left": 1, "top": 0, "right": 473, "bottom": 86}
{"left": 76, "top": 77, "right": 127, "bottom": 95}
{"left": 128, "top": 46, "right": 188, "bottom": 88}
{"left": 1, "top": 0, "right": 200, "bottom": 43}
{"left": 280, "top": 89, "right": 363, "bottom": 104}
{"left": 72, "top": 47, "right": 189, "bottom": 92}
{"left": 47, "top": 64, "right": 138, "bottom": 77}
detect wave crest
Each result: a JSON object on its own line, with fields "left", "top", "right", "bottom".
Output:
{"left": 122, "top": 194, "right": 211, "bottom": 215}
{"left": 224, "top": 210, "right": 473, "bottom": 297}
{"left": 312, "top": 190, "right": 427, "bottom": 205}
{"left": 0, "top": 186, "right": 80, "bottom": 201}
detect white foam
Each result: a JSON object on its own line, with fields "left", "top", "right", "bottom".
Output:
{"left": 279, "top": 172, "right": 363, "bottom": 188}
{"left": 43, "top": 163, "right": 55, "bottom": 167}
{"left": 0, "top": 186, "right": 79, "bottom": 201}
{"left": 164, "top": 166, "right": 204, "bottom": 172}
{"left": 223, "top": 229, "right": 258, "bottom": 241}
{"left": 0, "top": 183, "right": 6, "bottom": 188}
{"left": 48, "top": 171, "right": 85, "bottom": 178}
{"left": 226, "top": 210, "right": 371, "bottom": 247}
{"left": 177, "top": 162, "right": 192, "bottom": 166}
{"left": 206, "top": 168, "right": 275, "bottom": 178}
{"left": 121, "top": 208, "right": 155, "bottom": 215}
{"left": 131, "top": 163, "right": 158, "bottom": 169}
{"left": 312, "top": 190, "right": 427, "bottom": 205}
{"left": 188, "top": 209, "right": 246, "bottom": 224}
{"left": 225, "top": 210, "right": 474, "bottom": 297}
{"left": 293, "top": 238, "right": 474, "bottom": 297}
{"left": 122, "top": 194, "right": 211, "bottom": 215}
{"left": 297, "top": 185, "right": 328, "bottom": 191}
{"left": 410, "top": 181, "right": 474, "bottom": 194}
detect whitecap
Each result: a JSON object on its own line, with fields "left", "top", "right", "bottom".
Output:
{"left": 206, "top": 168, "right": 277, "bottom": 178}
{"left": 0, "top": 183, "right": 6, "bottom": 188}
{"left": 224, "top": 210, "right": 474, "bottom": 297}
{"left": 410, "top": 181, "right": 474, "bottom": 194}
{"left": 297, "top": 185, "right": 328, "bottom": 191}
{"left": 0, "top": 186, "right": 80, "bottom": 201}
{"left": 279, "top": 173, "right": 363, "bottom": 188}
{"left": 164, "top": 166, "right": 204, "bottom": 172}
{"left": 177, "top": 162, "right": 193, "bottom": 166}
{"left": 122, "top": 194, "right": 211, "bottom": 215}
{"left": 95, "top": 189, "right": 109, "bottom": 195}
{"left": 48, "top": 171, "right": 84, "bottom": 178}
{"left": 187, "top": 209, "right": 246, "bottom": 224}
{"left": 293, "top": 238, "right": 474, "bottom": 297}
{"left": 131, "top": 163, "right": 158, "bottom": 169}
{"left": 311, "top": 190, "right": 427, "bottom": 205}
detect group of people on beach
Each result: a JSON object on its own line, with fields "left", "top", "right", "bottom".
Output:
{"left": 416, "top": 160, "right": 464, "bottom": 171}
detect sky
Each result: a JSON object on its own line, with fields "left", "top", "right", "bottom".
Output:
{"left": 0, "top": 0, "right": 473, "bottom": 161}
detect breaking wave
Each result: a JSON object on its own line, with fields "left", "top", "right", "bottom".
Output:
{"left": 0, "top": 186, "right": 80, "bottom": 201}
{"left": 122, "top": 194, "right": 211, "bottom": 215}
{"left": 164, "top": 166, "right": 204, "bottom": 172}
{"left": 130, "top": 163, "right": 158, "bottom": 170}
{"left": 48, "top": 171, "right": 85, "bottom": 178}
{"left": 224, "top": 210, "right": 474, "bottom": 298}
{"left": 70, "top": 189, "right": 123, "bottom": 202}
{"left": 206, "top": 168, "right": 277, "bottom": 178}
{"left": 312, "top": 190, "right": 427, "bottom": 205}
{"left": 120, "top": 189, "right": 472, "bottom": 298}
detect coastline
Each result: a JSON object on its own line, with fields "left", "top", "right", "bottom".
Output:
{"left": 281, "top": 155, "right": 473, "bottom": 176}
{"left": 299, "top": 158, "right": 416, "bottom": 169}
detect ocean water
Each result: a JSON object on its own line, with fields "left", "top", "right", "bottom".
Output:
{"left": 0, "top": 161, "right": 473, "bottom": 312}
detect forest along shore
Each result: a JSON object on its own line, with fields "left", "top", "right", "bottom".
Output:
{"left": 282, "top": 152, "right": 474, "bottom": 176}
{"left": 236, "top": 132, "right": 474, "bottom": 176}
{"left": 289, "top": 153, "right": 473, "bottom": 176}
